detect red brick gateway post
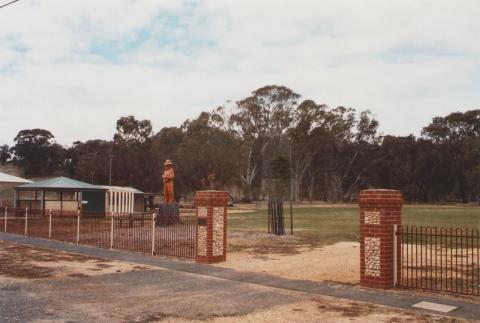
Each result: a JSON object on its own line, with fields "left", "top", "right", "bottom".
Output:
{"left": 359, "top": 189, "right": 403, "bottom": 289}
{"left": 194, "top": 191, "right": 228, "bottom": 263}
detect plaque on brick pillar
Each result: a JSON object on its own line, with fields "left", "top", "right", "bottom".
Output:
{"left": 195, "top": 191, "right": 228, "bottom": 263}
{"left": 359, "top": 189, "right": 402, "bottom": 289}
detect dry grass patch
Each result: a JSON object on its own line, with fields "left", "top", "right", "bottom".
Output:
{"left": 0, "top": 240, "right": 153, "bottom": 282}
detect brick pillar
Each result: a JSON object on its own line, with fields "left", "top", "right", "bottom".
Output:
{"left": 359, "top": 189, "right": 402, "bottom": 289}
{"left": 195, "top": 191, "right": 228, "bottom": 264}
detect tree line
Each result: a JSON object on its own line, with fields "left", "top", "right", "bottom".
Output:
{"left": 1, "top": 85, "right": 479, "bottom": 203}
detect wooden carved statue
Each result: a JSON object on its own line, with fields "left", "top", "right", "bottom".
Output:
{"left": 162, "top": 160, "right": 175, "bottom": 204}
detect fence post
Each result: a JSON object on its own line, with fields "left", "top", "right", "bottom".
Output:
{"left": 76, "top": 211, "right": 80, "bottom": 244}
{"left": 110, "top": 213, "right": 114, "bottom": 249}
{"left": 4, "top": 206, "right": 7, "bottom": 232}
{"left": 267, "top": 202, "right": 271, "bottom": 234}
{"left": 24, "top": 208, "right": 28, "bottom": 236}
{"left": 393, "top": 224, "right": 398, "bottom": 286}
{"left": 48, "top": 209, "right": 52, "bottom": 240}
{"left": 290, "top": 201, "right": 293, "bottom": 235}
{"left": 151, "top": 213, "right": 155, "bottom": 256}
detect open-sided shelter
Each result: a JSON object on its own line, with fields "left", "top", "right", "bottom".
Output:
{"left": 102, "top": 185, "right": 145, "bottom": 214}
{"left": 15, "top": 177, "right": 146, "bottom": 216}
{"left": 15, "top": 176, "right": 106, "bottom": 215}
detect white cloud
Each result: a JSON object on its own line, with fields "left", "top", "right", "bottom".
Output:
{"left": 0, "top": 0, "right": 479, "bottom": 145}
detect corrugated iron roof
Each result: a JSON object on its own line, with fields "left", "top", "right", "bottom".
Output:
{"left": 17, "top": 176, "right": 105, "bottom": 191}
{"left": 101, "top": 186, "right": 144, "bottom": 194}
{"left": 0, "top": 172, "right": 32, "bottom": 184}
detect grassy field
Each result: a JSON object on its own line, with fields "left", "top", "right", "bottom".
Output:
{"left": 228, "top": 205, "right": 480, "bottom": 243}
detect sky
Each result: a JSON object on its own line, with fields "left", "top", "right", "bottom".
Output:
{"left": 0, "top": 0, "right": 479, "bottom": 145}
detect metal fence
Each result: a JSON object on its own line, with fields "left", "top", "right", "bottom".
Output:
{"left": 80, "top": 215, "right": 111, "bottom": 249}
{"left": 397, "top": 225, "right": 480, "bottom": 296}
{"left": 113, "top": 213, "right": 154, "bottom": 254}
{"left": 267, "top": 200, "right": 293, "bottom": 236}
{"left": 0, "top": 206, "right": 27, "bottom": 236}
{"left": 0, "top": 206, "right": 196, "bottom": 260}
{"left": 155, "top": 215, "right": 196, "bottom": 258}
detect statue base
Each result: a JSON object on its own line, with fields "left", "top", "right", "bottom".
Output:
{"left": 156, "top": 203, "right": 181, "bottom": 226}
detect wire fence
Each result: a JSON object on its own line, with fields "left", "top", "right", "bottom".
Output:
{"left": 398, "top": 225, "right": 480, "bottom": 296}
{"left": 80, "top": 215, "right": 111, "bottom": 249}
{"left": 0, "top": 199, "right": 13, "bottom": 207}
{"left": 1, "top": 207, "right": 26, "bottom": 236}
{"left": 0, "top": 206, "right": 196, "bottom": 260}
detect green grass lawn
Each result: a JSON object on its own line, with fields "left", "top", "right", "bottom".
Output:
{"left": 228, "top": 205, "right": 480, "bottom": 243}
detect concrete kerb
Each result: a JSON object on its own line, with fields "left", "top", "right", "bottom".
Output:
{"left": 0, "top": 232, "right": 479, "bottom": 320}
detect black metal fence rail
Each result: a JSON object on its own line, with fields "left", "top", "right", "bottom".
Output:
{"left": 155, "top": 215, "right": 196, "bottom": 259}
{"left": 267, "top": 200, "right": 294, "bottom": 236}
{"left": 268, "top": 201, "right": 285, "bottom": 235}
{"left": 113, "top": 213, "right": 154, "bottom": 254}
{"left": 398, "top": 225, "right": 480, "bottom": 296}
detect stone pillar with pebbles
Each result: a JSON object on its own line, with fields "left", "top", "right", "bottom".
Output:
{"left": 359, "top": 189, "right": 402, "bottom": 289}
{"left": 195, "top": 191, "right": 228, "bottom": 264}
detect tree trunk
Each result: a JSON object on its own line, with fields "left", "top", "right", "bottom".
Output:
{"left": 241, "top": 146, "right": 258, "bottom": 202}
{"left": 308, "top": 172, "right": 315, "bottom": 202}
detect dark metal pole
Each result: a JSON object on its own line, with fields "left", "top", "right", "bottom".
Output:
{"left": 281, "top": 201, "right": 285, "bottom": 235}
{"left": 109, "top": 157, "right": 112, "bottom": 186}
{"left": 290, "top": 200, "right": 293, "bottom": 235}
{"left": 267, "top": 201, "right": 271, "bottom": 234}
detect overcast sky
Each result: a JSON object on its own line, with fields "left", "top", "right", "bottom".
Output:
{"left": 0, "top": 0, "right": 479, "bottom": 145}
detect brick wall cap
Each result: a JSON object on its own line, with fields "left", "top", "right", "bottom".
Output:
{"left": 358, "top": 189, "right": 403, "bottom": 207}
{"left": 195, "top": 191, "right": 229, "bottom": 203}
{"left": 358, "top": 189, "right": 402, "bottom": 196}
{"left": 195, "top": 190, "right": 228, "bottom": 196}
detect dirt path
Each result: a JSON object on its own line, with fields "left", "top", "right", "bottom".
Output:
{"left": 0, "top": 240, "right": 153, "bottom": 282}
{"left": 1, "top": 237, "right": 477, "bottom": 322}
{"left": 221, "top": 231, "right": 360, "bottom": 284}
{"left": 219, "top": 241, "right": 360, "bottom": 284}
{"left": 156, "top": 297, "right": 466, "bottom": 323}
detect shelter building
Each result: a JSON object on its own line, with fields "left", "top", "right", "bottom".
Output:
{"left": 102, "top": 186, "right": 145, "bottom": 214}
{"left": 0, "top": 171, "right": 32, "bottom": 206}
{"left": 15, "top": 177, "right": 106, "bottom": 215}
{"left": 14, "top": 177, "right": 146, "bottom": 216}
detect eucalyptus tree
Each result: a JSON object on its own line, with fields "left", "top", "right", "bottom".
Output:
{"left": 304, "top": 107, "right": 379, "bottom": 202}
{"left": 66, "top": 140, "right": 113, "bottom": 184}
{"left": 0, "top": 145, "right": 11, "bottom": 165}
{"left": 12, "top": 129, "right": 66, "bottom": 176}
{"left": 228, "top": 85, "right": 300, "bottom": 201}
{"left": 422, "top": 109, "right": 480, "bottom": 202}
{"left": 287, "top": 99, "right": 327, "bottom": 201}
{"left": 112, "top": 116, "right": 154, "bottom": 189}
{"left": 114, "top": 115, "right": 153, "bottom": 145}
{"left": 175, "top": 112, "right": 240, "bottom": 199}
